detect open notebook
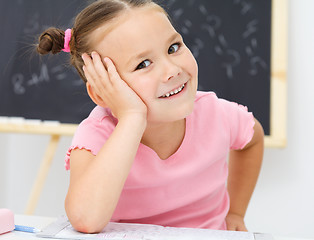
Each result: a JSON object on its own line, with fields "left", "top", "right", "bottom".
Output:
{"left": 37, "top": 216, "right": 273, "bottom": 240}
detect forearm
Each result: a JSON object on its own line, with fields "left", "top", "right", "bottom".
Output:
{"left": 65, "top": 114, "right": 146, "bottom": 232}
{"left": 227, "top": 119, "right": 264, "bottom": 218}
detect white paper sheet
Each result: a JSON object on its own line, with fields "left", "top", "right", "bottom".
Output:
{"left": 38, "top": 217, "right": 258, "bottom": 240}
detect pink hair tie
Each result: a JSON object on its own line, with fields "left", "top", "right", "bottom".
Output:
{"left": 62, "top": 28, "right": 72, "bottom": 53}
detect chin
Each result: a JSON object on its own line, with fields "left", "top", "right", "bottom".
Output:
{"left": 179, "top": 101, "right": 195, "bottom": 119}
{"left": 149, "top": 102, "right": 195, "bottom": 123}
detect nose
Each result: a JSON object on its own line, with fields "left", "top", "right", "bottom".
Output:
{"left": 161, "top": 57, "right": 182, "bottom": 83}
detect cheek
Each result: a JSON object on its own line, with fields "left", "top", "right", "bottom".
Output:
{"left": 185, "top": 54, "right": 199, "bottom": 91}
{"left": 186, "top": 52, "right": 198, "bottom": 77}
{"left": 124, "top": 75, "right": 156, "bottom": 103}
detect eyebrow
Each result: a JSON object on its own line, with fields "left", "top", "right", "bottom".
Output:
{"left": 126, "top": 32, "right": 181, "bottom": 67}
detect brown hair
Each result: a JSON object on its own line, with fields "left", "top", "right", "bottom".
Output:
{"left": 36, "top": 0, "right": 165, "bottom": 83}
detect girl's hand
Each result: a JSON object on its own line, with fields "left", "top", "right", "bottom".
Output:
{"left": 225, "top": 212, "right": 248, "bottom": 231}
{"left": 82, "top": 52, "right": 147, "bottom": 121}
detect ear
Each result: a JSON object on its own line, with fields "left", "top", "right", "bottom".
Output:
{"left": 86, "top": 82, "right": 108, "bottom": 108}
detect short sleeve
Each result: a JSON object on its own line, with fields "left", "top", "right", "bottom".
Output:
{"left": 219, "top": 99, "right": 255, "bottom": 150}
{"left": 64, "top": 106, "right": 116, "bottom": 170}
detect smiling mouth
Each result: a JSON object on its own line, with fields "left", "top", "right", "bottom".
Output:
{"left": 159, "top": 83, "right": 185, "bottom": 98}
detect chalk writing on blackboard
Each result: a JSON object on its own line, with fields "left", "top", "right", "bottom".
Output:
{"left": 11, "top": 64, "right": 83, "bottom": 95}
{"left": 166, "top": 0, "right": 268, "bottom": 81}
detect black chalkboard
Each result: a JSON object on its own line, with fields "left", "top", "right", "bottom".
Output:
{"left": 0, "top": 0, "right": 271, "bottom": 134}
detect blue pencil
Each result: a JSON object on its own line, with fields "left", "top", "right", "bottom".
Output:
{"left": 14, "top": 225, "right": 41, "bottom": 233}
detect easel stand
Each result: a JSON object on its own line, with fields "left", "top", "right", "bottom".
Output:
{"left": 0, "top": 122, "right": 77, "bottom": 215}
{"left": 25, "top": 134, "right": 60, "bottom": 214}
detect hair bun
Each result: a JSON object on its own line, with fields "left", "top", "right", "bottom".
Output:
{"left": 37, "top": 28, "right": 65, "bottom": 55}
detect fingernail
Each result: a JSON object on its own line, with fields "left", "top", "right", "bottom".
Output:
{"left": 92, "top": 51, "right": 99, "bottom": 59}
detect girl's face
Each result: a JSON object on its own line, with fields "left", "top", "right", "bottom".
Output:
{"left": 92, "top": 6, "right": 198, "bottom": 123}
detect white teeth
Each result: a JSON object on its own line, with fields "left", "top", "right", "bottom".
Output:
{"left": 161, "top": 83, "right": 185, "bottom": 98}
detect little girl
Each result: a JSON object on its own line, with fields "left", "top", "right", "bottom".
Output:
{"left": 37, "top": 0, "right": 264, "bottom": 234}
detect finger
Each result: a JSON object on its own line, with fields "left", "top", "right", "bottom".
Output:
{"left": 237, "top": 225, "right": 248, "bottom": 232}
{"left": 82, "top": 53, "right": 110, "bottom": 93}
{"left": 81, "top": 53, "right": 98, "bottom": 82}
{"left": 226, "top": 220, "right": 236, "bottom": 231}
{"left": 82, "top": 53, "right": 96, "bottom": 73}
{"left": 91, "top": 52, "right": 110, "bottom": 80}
{"left": 103, "top": 57, "right": 123, "bottom": 84}
{"left": 227, "top": 225, "right": 236, "bottom": 231}
{"left": 82, "top": 64, "right": 105, "bottom": 96}
{"left": 83, "top": 64, "right": 110, "bottom": 104}
{"left": 82, "top": 65, "right": 97, "bottom": 88}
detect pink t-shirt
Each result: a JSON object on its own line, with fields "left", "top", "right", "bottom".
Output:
{"left": 65, "top": 91, "right": 255, "bottom": 230}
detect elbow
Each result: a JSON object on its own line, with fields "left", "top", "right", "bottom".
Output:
{"left": 65, "top": 198, "right": 110, "bottom": 233}
{"left": 70, "top": 216, "right": 110, "bottom": 234}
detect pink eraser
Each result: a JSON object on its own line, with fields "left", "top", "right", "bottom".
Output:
{"left": 0, "top": 209, "right": 14, "bottom": 234}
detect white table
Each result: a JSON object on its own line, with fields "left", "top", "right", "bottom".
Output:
{"left": 0, "top": 215, "right": 310, "bottom": 240}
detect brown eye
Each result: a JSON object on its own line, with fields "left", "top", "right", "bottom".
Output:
{"left": 136, "top": 59, "right": 151, "bottom": 70}
{"left": 168, "top": 43, "right": 180, "bottom": 54}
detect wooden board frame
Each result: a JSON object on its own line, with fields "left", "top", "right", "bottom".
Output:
{"left": 264, "top": 0, "right": 287, "bottom": 148}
